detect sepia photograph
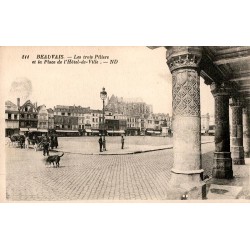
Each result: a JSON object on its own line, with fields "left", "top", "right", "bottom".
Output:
{"left": 1, "top": 46, "right": 250, "bottom": 202}
{"left": 1, "top": 2, "right": 250, "bottom": 250}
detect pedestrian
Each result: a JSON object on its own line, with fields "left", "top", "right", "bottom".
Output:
{"left": 121, "top": 135, "right": 125, "bottom": 149}
{"left": 103, "top": 137, "right": 106, "bottom": 151}
{"left": 20, "top": 136, "right": 25, "bottom": 149}
{"left": 50, "top": 136, "right": 54, "bottom": 150}
{"left": 54, "top": 135, "right": 58, "bottom": 149}
{"left": 34, "top": 142, "right": 38, "bottom": 152}
{"left": 98, "top": 136, "right": 103, "bottom": 152}
{"left": 43, "top": 137, "right": 50, "bottom": 156}
{"left": 25, "top": 136, "right": 29, "bottom": 149}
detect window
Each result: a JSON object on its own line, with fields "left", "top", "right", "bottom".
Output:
{"left": 8, "top": 113, "right": 11, "bottom": 119}
{"left": 62, "top": 112, "right": 65, "bottom": 116}
{"left": 14, "top": 114, "right": 17, "bottom": 119}
{"left": 25, "top": 107, "right": 28, "bottom": 112}
{"left": 68, "top": 113, "right": 71, "bottom": 116}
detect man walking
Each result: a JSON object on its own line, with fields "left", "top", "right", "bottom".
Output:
{"left": 42, "top": 136, "right": 50, "bottom": 156}
{"left": 121, "top": 135, "right": 125, "bottom": 149}
{"left": 98, "top": 136, "right": 103, "bottom": 152}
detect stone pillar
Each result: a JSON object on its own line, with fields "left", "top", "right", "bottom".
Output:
{"left": 230, "top": 98, "right": 245, "bottom": 164}
{"left": 211, "top": 83, "right": 233, "bottom": 178}
{"left": 166, "top": 46, "right": 205, "bottom": 199}
{"left": 243, "top": 105, "right": 250, "bottom": 158}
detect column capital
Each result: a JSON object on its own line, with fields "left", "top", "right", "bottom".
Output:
{"left": 210, "top": 82, "right": 230, "bottom": 97}
{"left": 166, "top": 46, "right": 203, "bottom": 73}
{"left": 229, "top": 96, "right": 244, "bottom": 107}
{"left": 243, "top": 106, "right": 250, "bottom": 114}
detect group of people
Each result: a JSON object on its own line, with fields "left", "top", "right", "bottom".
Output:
{"left": 98, "top": 135, "right": 125, "bottom": 152}
{"left": 35, "top": 135, "right": 59, "bottom": 156}
{"left": 9, "top": 133, "right": 59, "bottom": 157}
{"left": 18, "top": 135, "right": 28, "bottom": 149}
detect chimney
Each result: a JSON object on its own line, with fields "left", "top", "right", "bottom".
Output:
{"left": 17, "top": 98, "right": 20, "bottom": 109}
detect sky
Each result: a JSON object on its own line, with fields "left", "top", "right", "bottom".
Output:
{"left": 1, "top": 46, "right": 214, "bottom": 115}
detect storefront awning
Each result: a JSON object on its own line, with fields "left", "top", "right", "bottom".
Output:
{"left": 37, "top": 129, "right": 48, "bottom": 132}
{"left": 56, "top": 130, "right": 79, "bottom": 133}
{"left": 115, "top": 130, "right": 125, "bottom": 133}
{"left": 29, "top": 128, "right": 38, "bottom": 132}
{"left": 107, "top": 130, "right": 125, "bottom": 133}
{"left": 85, "top": 129, "right": 92, "bottom": 133}
{"left": 154, "top": 131, "right": 161, "bottom": 134}
{"left": 92, "top": 130, "right": 100, "bottom": 133}
{"left": 146, "top": 130, "right": 154, "bottom": 133}
{"left": 20, "top": 128, "right": 29, "bottom": 132}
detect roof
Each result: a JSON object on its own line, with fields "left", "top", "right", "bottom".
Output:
{"left": 5, "top": 101, "right": 18, "bottom": 110}
{"left": 5, "top": 100, "right": 17, "bottom": 106}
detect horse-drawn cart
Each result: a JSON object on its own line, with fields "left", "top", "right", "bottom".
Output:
{"left": 9, "top": 134, "right": 25, "bottom": 148}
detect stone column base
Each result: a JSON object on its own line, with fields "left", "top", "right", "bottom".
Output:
{"left": 231, "top": 146, "right": 245, "bottom": 165}
{"left": 213, "top": 152, "right": 233, "bottom": 179}
{"left": 166, "top": 171, "right": 206, "bottom": 200}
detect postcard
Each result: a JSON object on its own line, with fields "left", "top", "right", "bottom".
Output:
{"left": 1, "top": 46, "right": 250, "bottom": 202}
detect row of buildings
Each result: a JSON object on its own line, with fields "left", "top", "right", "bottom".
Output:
{"left": 5, "top": 97, "right": 172, "bottom": 137}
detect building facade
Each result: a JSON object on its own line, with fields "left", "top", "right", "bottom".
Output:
{"left": 90, "top": 110, "right": 102, "bottom": 129}
{"left": 54, "top": 105, "right": 79, "bottom": 134}
{"left": 37, "top": 105, "right": 48, "bottom": 130}
{"left": 47, "top": 108, "right": 54, "bottom": 129}
{"left": 104, "top": 112, "right": 126, "bottom": 135}
{"left": 19, "top": 100, "right": 38, "bottom": 133}
{"left": 126, "top": 115, "right": 141, "bottom": 135}
{"left": 5, "top": 100, "right": 19, "bottom": 136}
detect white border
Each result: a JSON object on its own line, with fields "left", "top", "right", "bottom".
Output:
{"left": 1, "top": 1, "right": 250, "bottom": 250}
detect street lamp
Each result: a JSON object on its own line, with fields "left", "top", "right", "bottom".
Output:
{"left": 100, "top": 87, "right": 107, "bottom": 151}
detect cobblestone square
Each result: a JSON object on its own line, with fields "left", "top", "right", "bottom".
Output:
{"left": 5, "top": 136, "right": 215, "bottom": 201}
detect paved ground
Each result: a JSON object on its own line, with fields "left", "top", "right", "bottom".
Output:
{"left": 206, "top": 158, "right": 250, "bottom": 200}
{"left": 50, "top": 135, "right": 214, "bottom": 155}
{"left": 5, "top": 136, "right": 215, "bottom": 201}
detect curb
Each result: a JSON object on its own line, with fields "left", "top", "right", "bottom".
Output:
{"left": 52, "top": 141, "right": 214, "bottom": 156}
